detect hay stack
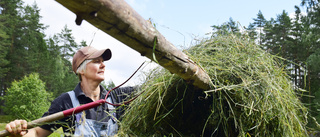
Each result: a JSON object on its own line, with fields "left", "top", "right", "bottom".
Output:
{"left": 118, "top": 34, "right": 308, "bottom": 137}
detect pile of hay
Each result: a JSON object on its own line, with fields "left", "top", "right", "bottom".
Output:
{"left": 117, "top": 34, "right": 308, "bottom": 136}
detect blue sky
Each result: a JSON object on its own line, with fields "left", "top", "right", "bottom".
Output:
{"left": 126, "top": 0, "right": 302, "bottom": 47}
{"left": 23, "top": 0, "right": 302, "bottom": 86}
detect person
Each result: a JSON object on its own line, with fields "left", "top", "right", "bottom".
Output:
{"left": 5, "top": 46, "right": 136, "bottom": 137}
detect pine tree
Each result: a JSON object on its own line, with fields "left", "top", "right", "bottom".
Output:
{"left": 20, "top": 4, "right": 48, "bottom": 74}
{"left": 300, "top": 0, "right": 320, "bottom": 127}
{"left": 261, "top": 18, "right": 276, "bottom": 51}
{"left": 0, "top": 0, "right": 24, "bottom": 114}
{"left": 45, "top": 27, "right": 85, "bottom": 97}
{"left": 0, "top": 4, "right": 11, "bottom": 91}
{"left": 252, "top": 10, "right": 267, "bottom": 45}
{"left": 56, "top": 25, "right": 79, "bottom": 61}
{"left": 290, "top": 6, "right": 305, "bottom": 89}
{"left": 211, "top": 17, "right": 240, "bottom": 36}
{"left": 246, "top": 23, "right": 257, "bottom": 40}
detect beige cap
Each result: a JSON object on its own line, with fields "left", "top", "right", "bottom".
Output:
{"left": 72, "top": 46, "right": 111, "bottom": 73}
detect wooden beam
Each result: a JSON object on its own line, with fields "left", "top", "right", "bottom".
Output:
{"left": 55, "top": 0, "right": 213, "bottom": 90}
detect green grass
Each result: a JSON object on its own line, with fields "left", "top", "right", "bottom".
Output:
{"left": 0, "top": 123, "right": 6, "bottom": 131}
{"left": 0, "top": 115, "right": 13, "bottom": 136}
{"left": 49, "top": 128, "right": 63, "bottom": 137}
{"left": 118, "top": 34, "right": 309, "bottom": 137}
{"left": 0, "top": 115, "right": 14, "bottom": 133}
{"left": 0, "top": 115, "right": 14, "bottom": 123}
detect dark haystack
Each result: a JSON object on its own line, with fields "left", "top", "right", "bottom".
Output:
{"left": 117, "top": 34, "right": 308, "bottom": 137}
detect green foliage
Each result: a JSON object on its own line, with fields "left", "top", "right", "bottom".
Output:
{"left": 0, "top": 15, "right": 10, "bottom": 79}
{"left": 54, "top": 25, "right": 80, "bottom": 60}
{"left": 44, "top": 26, "right": 84, "bottom": 97}
{"left": 211, "top": 17, "right": 240, "bottom": 36}
{"left": 251, "top": 10, "right": 266, "bottom": 45}
{"left": 0, "top": 1, "right": 84, "bottom": 106}
{"left": 243, "top": 1, "right": 320, "bottom": 129}
{"left": 307, "top": 49, "right": 320, "bottom": 72}
{"left": 0, "top": 0, "right": 23, "bottom": 98}
{"left": 0, "top": 115, "right": 14, "bottom": 123}
{"left": 0, "top": 37, "right": 10, "bottom": 99}
{"left": 1, "top": 73, "right": 51, "bottom": 120}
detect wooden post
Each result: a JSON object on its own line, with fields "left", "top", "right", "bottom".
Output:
{"left": 55, "top": 0, "right": 213, "bottom": 90}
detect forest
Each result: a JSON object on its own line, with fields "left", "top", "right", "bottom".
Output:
{"left": 0, "top": 0, "right": 85, "bottom": 117}
{"left": 1, "top": 0, "right": 320, "bottom": 131}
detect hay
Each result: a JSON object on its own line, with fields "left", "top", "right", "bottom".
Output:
{"left": 117, "top": 34, "right": 308, "bottom": 137}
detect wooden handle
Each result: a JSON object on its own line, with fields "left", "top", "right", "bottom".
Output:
{"left": 0, "top": 130, "right": 9, "bottom": 137}
{"left": 0, "top": 112, "right": 64, "bottom": 137}
{"left": 0, "top": 99, "right": 106, "bottom": 137}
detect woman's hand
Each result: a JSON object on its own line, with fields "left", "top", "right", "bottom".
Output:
{"left": 5, "top": 120, "right": 28, "bottom": 137}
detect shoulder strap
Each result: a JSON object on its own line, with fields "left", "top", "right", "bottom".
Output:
{"left": 106, "top": 96, "right": 115, "bottom": 110}
{"left": 67, "top": 91, "right": 80, "bottom": 108}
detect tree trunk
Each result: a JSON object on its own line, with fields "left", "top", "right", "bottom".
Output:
{"left": 55, "top": 0, "right": 212, "bottom": 90}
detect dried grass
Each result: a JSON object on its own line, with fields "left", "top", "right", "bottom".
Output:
{"left": 117, "top": 34, "right": 308, "bottom": 137}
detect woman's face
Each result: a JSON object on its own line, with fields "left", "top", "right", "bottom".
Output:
{"left": 83, "top": 56, "right": 105, "bottom": 82}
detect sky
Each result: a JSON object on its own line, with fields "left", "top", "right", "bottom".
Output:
{"left": 22, "top": 0, "right": 302, "bottom": 86}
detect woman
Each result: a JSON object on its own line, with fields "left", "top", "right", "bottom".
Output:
{"left": 5, "top": 46, "right": 135, "bottom": 136}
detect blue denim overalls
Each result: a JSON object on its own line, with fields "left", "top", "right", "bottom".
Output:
{"left": 68, "top": 91, "right": 118, "bottom": 137}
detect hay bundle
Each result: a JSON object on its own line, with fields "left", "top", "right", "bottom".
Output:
{"left": 118, "top": 34, "right": 308, "bottom": 137}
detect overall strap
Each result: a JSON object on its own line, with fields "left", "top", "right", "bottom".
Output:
{"left": 67, "top": 91, "right": 80, "bottom": 108}
{"left": 106, "top": 96, "right": 115, "bottom": 111}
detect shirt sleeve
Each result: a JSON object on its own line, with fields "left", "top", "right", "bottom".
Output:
{"left": 112, "top": 86, "right": 137, "bottom": 103}
{"left": 110, "top": 86, "right": 138, "bottom": 119}
{"left": 40, "top": 93, "right": 73, "bottom": 132}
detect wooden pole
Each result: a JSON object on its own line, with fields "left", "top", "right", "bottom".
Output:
{"left": 55, "top": 0, "right": 213, "bottom": 90}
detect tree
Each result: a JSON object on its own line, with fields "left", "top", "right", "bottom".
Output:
{"left": 301, "top": 0, "right": 319, "bottom": 11}
{"left": 211, "top": 17, "right": 240, "bottom": 36}
{"left": 55, "top": 25, "right": 79, "bottom": 60}
{"left": 246, "top": 23, "right": 257, "bottom": 40}
{"left": 18, "top": 4, "right": 48, "bottom": 75}
{"left": 0, "top": 0, "right": 24, "bottom": 114}
{"left": 1, "top": 73, "right": 51, "bottom": 120}
{"left": 252, "top": 10, "right": 266, "bottom": 45}
{"left": 0, "top": 7, "right": 10, "bottom": 94}
{"left": 0, "top": 1, "right": 85, "bottom": 115}
{"left": 1, "top": 1, "right": 48, "bottom": 92}
{"left": 45, "top": 27, "right": 85, "bottom": 97}
{"left": 288, "top": 6, "right": 307, "bottom": 90}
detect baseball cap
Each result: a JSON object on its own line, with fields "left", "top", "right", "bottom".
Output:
{"left": 72, "top": 46, "right": 112, "bottom": 73}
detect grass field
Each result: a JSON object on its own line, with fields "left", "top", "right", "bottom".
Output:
{"left": 0, "top": 115, "right": 13, "bottom": 131}
{"left": 0, "top": 123, "right": 6, "bottom": 131}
